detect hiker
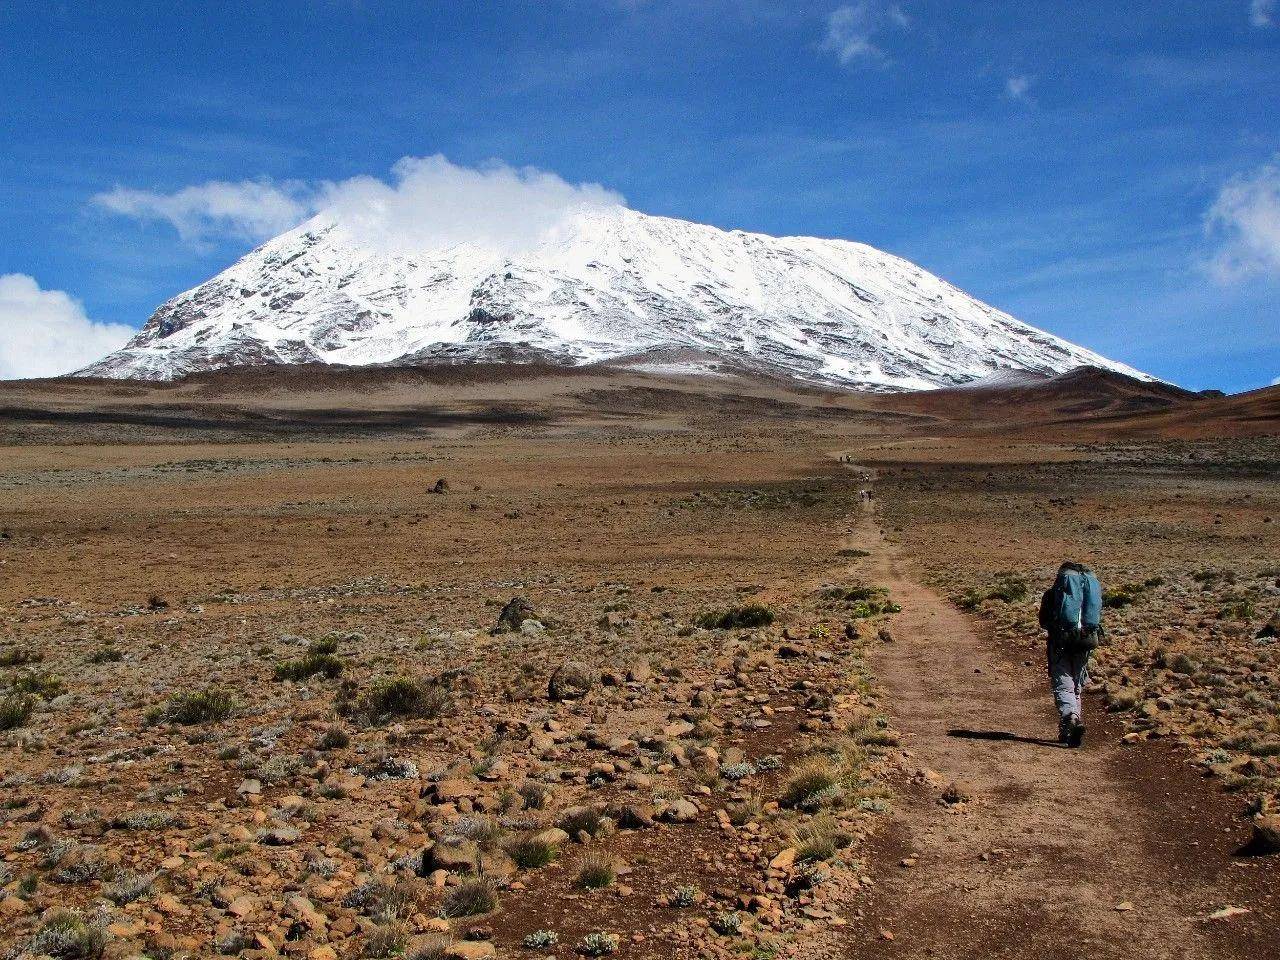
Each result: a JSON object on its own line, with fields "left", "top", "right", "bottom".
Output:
{"left": 1038, "top": 562, "right": 1104, "bottom": 748}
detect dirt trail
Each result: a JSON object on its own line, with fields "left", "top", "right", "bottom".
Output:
{"left": 839, "top": 467, "right": 1278, "bottom": 960}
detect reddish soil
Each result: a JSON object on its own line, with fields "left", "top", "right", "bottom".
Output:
{"left": 1, "top": 365, "right": 1276, "bottom": 960}
{"left": 841, "top": 475, "right": 1279, "bottom": 958}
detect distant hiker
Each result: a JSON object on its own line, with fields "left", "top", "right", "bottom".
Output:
{"left": 1038, "top": 562, "right": 1104, "bottom": 748}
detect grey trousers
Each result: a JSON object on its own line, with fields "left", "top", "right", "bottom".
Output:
{"left": 1047, "top": 641, "right": 1090, "bottom": 720}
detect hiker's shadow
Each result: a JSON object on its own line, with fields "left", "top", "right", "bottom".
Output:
{"left": 948, "top": 728, "right": 1064, "bottom": 748}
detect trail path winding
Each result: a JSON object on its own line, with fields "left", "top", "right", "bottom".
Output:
{"left": 838, "top": 466, "right": 1278, "bottom": 960}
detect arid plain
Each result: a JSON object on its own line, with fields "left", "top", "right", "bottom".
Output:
{"left": 1, "top": 365, "right": 1277, "bottom": 960}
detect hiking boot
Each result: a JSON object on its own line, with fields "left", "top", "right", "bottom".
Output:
{"left": 1067, "top": 714, "right": 1086, "bottom": 749}
{"left": 1058, "top": 714, "right": 1074, "bottom": 745}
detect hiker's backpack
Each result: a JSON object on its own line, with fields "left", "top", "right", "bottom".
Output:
{"left": 1039, "top": 563, "right": 1104, "bottom": 651}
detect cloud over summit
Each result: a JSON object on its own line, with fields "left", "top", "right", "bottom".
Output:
{"left": 92, "top": 156, "right": 626, "bottom": 256}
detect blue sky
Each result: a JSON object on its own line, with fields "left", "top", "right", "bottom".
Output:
{"left": 1, "top": 0, "right": 1278, "bottom": 389}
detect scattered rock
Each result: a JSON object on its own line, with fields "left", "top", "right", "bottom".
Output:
{"left": 1207, "top": 906, "right": 1251, "bottom": 922}
{"left": 940, "top": 782, "right": 970, "bottom": 806}
{"left": 496, "top": 596, "right": 536, "bottom": 631}
{"left": 444, "top": 943, "right": 495, "bottom": 960}
{"left": 548, "top": 660, "right": 597, "bottom": 701}
{"left": 1249, "top": 814, "right": 1280, "bottom": 855}
{"left": 660, "top": 797, "right": 699, "bottom": 823}
{"left": 425, "top": 837, "right": 479, "bottom": 874}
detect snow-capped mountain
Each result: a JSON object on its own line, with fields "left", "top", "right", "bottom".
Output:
{"left": 79, "top": 206, "right": 1147, "bottom": 389}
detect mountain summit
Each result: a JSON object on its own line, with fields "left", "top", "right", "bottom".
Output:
{"left": 79, "top": 206, "right": 1145, "bottom": 389}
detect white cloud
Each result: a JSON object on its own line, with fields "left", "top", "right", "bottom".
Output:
{"left": 0, "top": 274, "right": 134, "bottom": 380}
{"left": 1272, "top": 375, "right": 1280, "bottom": 386}
{"left": 319, "top": 155, "right": 625, "bottom": 256}
{"left": 93, "top": 179, "right": 313, "bottom": 246}
{"left": 1251, "top": 0, "right": 1275, "bottom": 28}
{"left": 1206, "top": 157, "right": 1280, "bottom": 283}
{"left": 1004, "top": 75, "right": 1034, "bottom": 102}
{"left": 92, "top": 155, "right": 626, "bottom": 256}
{"left": 820, "top": 2, "right": 908, "bottom": 65}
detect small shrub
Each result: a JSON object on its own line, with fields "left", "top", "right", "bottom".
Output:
{"left": 727, "top": 793, "right": 765, "bottom": 827}
{"left": 374, "top": 878, "right": 428, "bottom": 922}
{"left": 48, "top": 843, "right": 109, "bottom": 884}
{"left": 824, "top": 582, "right": 901, "bottom": 617}
{"left": 440, "top": 878, "right": 497, "bottom": 918}
{"left": 103, "top": 869, "right": 155, "bottom": 905}
{"left": 576, "top": 932, "right": 619, "bottom": 956}
{"left": 1102, "top": 583, "right": 1144, "bottom": 608}
{"left": 518, "top": 780, "right": 550, "bottom": 809}
{"left": 318, "top": 725, "right": 351, "bottom": 750}
{"left": 523, "top": 930, "right": 559, "bottom": 949}
{"left": 1193, "top": 569, "right": 1234, "bottom": 586}
{"left": 780, "top": 759, "right": 840, "bottom": 809}
{"left": 343, "top": 878, "right": 389, "bottom": 912}
{"left": 87, "top": 647, "right": 124, "bottom": 664}
{"left": 794, "top": 814, "right": 851, "bottom": 862}
{"left": 310, "top": 636, "right": 340, "bottom": 656}
{"left": 574, "top": 852, "right": 617, "bottom": 889}
{"left": 1218, "top": 593, "right": 1257, "bottom": 621}
{"left": 958, "top": 574, "right": 1027, "bottom": 609}
{"left": 405, "top": 935, "right": 452, "bottom": 960}
{"left": 849, "top": 715, "right": 899, "bottom": 747}
{"left": 988, "top": 574, "right": 1028, "bottom": 603}
{"left": 453, "top": 815, "right": 503, "bottom": 848}
{"left": 258, "top": 753, "right": 305, "bottom": 783}
{"left": 559, "top": 806, "right": 604, "bottom": 838}
{"left": 159, "top": 689, "right": 233, "bottom": 725}
{"left": 0, "top": 647, "right": 41, "bottom": 668}
{"left": 274, "top": 653, "right": 344, "bottom": 682}
{"left": 828, "top": 582, "right": 885, "bottom": 603}
{"left": 22, "top": 910, "right": 107, "bottom": 960}
{"left": 711, "top": 912, "right": 742, "bottom": 936}
{"left": 362, "top": 922, "right": 409, "bottom": 959}
{"left": 0, "top": 693, "right": 36, "bottom": 730}
{"left": 670, "top": 884, "right": 699, "bottom": 908}
{"left": 697, "top": 605, "right": 775, "bottom": 630}
{"left": 355, "top": 677, "right": 451, "bottom": 724}
{"left": 112, "top": 809, "right": 176, "bottom": 831}
{"left": 8, "top": 670, "right": 64, "bottom": 698}
{"left": 507, "top": 832, "right": 559, "bottom": 868}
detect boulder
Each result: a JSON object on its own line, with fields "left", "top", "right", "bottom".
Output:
{"left": 427, "top": 779, "right": 478, "bottom": 804}
{"left": 444, "top": 944, "right": 495, "bottom": 960}
{"left": 257, "top": 826, "right": 301, "bottom": 845}
{"left": 478, "top": 848, "right": 517, "bottom": 881}
{"left": 1257, "top": 611, "right": 1280, "bottom": 640}
{"left": 661, "top": 797, "right": 699, "bottom": 823}
{"left": 940, "top": 782, "right": 970, "bottom": 806}
{"left": 424, "top": 837, "right": 479, "bottom": 874}
{"left": 548, "top": 661, "right": 597, "bottom": 701}
{"left": 615, "top": 802, "right": 655, "bottom": 829}
{"left": 496, "top": 597, "right": 536, "bottom": 631}
{"left": 528, "top": 827, "right": 570, "bottom": 848}
{"left": 1251, "top": 814, "right": 1280, "bottom": 855}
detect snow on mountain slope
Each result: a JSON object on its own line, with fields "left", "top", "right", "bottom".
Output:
{"left": 78, "top": 206, "right": 1148, "bottom": 389}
